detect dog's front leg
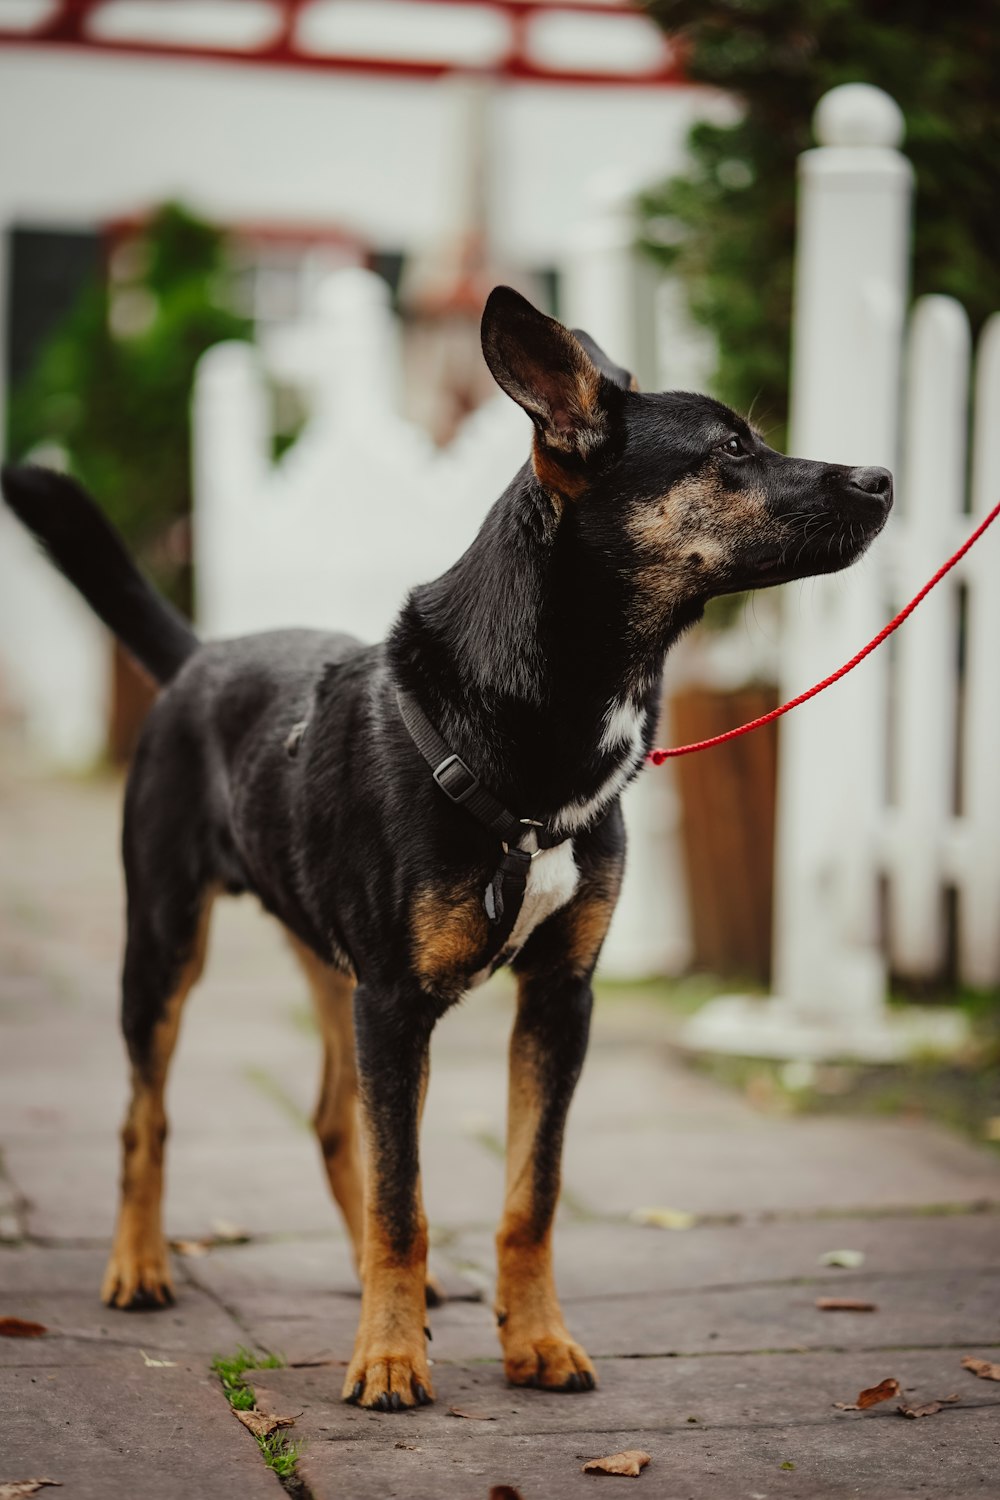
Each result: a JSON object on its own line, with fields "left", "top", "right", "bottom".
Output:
{"left": 495, "top": 960, "right": 597, "bottom": 1392}
{"left": 343, "top": 983, "right": 435, "bottom": 1410}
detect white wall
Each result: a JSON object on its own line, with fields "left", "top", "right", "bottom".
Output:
{"left": 0, "top": 44, "right": 725, "bottom": 771}
{"left": 0, "top": 48, "right": 713, "bottom": 260}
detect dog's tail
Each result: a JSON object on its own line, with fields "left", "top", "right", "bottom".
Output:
{"left": 1, "top": 463, "right": 200, "bottom": 686}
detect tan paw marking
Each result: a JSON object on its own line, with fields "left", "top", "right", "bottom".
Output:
{"left": 342, "top": 1351, "right": 434, "bottom": 1411}
{"left": 100, "top": 1238, "right": 175, "bottom": 1310}
{"left": 502, "top": 1330, "right": 596, "bottom": 1391}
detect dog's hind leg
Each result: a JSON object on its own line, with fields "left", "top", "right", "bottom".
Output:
{"left": 285, "top": 934, "right": 365, "bottom": 1273}
{"left": 101, "top": 799, "right": 216, "bottom": 1310}
{"left": 494, "top": 879, "right": 619, "bottom": 1392}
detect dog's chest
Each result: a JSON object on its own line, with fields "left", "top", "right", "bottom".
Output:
{"left": 509, "top": 839, "right": 580, "bottom": 951}
{"left": 469, "top": 840, "right": 579, "bottom": 987}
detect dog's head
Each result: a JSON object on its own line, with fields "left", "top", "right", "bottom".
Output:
{"left": 482, "top": 287, "right": 892, "bottom": 630}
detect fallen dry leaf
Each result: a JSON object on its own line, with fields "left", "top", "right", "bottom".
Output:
{"left": 0, "top": 1484, "right": 62, "bottom": 1499}
{"left": 897, "top": 1395, "right": 958, "bottom": 1419}
{"left": 210, "top": 1218, "right": 250, "bottom": 1244}
{"left": 819, "top": 1248, "right": 865, "bottom": 1269}
{"left": 857, "top": 1377, "right": 901, "bottom": 1408}
{"left": 582, "top": 1450, "right": 651, "bottom": 1477}
{"left": 139, "top": 1351, "right": 178, "bottom": 1368}
{"left": 170, "top": 1238, "right": 211, "bottom": 1258}
{"left": 394, "top": 1442, "right": 422, "bottom": 1452}
{"left": 233, "top": 1408, "right": 297, "bottom": 1439}
{"left": 815, "top": 1297, "right": 877, "bottom": 1312}
{"left": 447, "top": 1406, "right": 496, "bottom": 1421}
{"left": 962, "top": 1355, "right": 1000, "bottom": 1381}
{"left": 0, "top": 1318, "right": 47, "bottom": 1339}
{"left": 629, "top": 1206, "right": 695, "bottom": 1231}
{"left": 840, "top": 1377, "right": 900, "bottom": 1410}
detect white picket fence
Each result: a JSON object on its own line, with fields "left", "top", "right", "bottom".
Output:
{"left": 686, "top": 84, "right": 1000, "bottom": 1060}
{"left": 887, "top": 301, "right": 1000, "bottom": 990}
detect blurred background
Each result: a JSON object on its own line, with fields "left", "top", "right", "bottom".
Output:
{"left": 0, "top": 0, "right": 998, "bottom": 1135}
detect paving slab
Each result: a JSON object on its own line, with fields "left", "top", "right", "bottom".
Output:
{"left": 1, "top": 1348, "right": 284, "bottom": 1499}
{"left": 199, "top": 1268, "right": 1000, "bottom": 1374}
{"left": 4, "top": 766, "right": 1000, "bottom": 1498}
{"left": 251, "top": 1347, "right": 1000, "bottom": 1438}
{"left": 439, "top": 1214, "right": 1000, "bottom": 1300}
{"left": 0, "top": 1295, "right": 253, "bottom": 1368}
{"left": 252, "top": 1351, "right": 1000, "bottom": 1500}
{"left": 178, "top": 1233, "right": 481, "bottom": 1305}
{"left": 561, "top": 1117, "right": 1000, "bottom": 1217}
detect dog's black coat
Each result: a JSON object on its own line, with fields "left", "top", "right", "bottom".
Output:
{"left": 1, "top": 286, "right": 892, "bottom": 1407}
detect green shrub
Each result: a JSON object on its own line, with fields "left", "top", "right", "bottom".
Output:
{"left": 641, "top": 1, "right": 1000, "bottom": 442}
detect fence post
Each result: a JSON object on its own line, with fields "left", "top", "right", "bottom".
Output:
{"left": 774, "top": 83, "right": 911, "bottom": 1029}
{"left": 192, "top": 340, "right": 271, "bottom": 636}
{"left": 683, "top": 85, "right": 966, "bottom": 1058}
{"left": 961, "top": 315, "right": 1000, "bottom": 985}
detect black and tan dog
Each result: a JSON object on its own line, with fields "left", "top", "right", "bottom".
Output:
{"left": 1, "top": 287, "right": 891, "bottom": 1410}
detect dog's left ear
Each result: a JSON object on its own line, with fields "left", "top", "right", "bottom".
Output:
{"left": 481, "top": 287, "right": 628, "bottom": 460}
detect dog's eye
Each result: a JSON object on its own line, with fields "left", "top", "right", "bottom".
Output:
{"left": 719, "top": 434, "right": 747, "bottom": 457}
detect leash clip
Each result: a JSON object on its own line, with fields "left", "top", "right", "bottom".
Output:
{"left": 502, "top": 818, "right": 546, "bottom": 860}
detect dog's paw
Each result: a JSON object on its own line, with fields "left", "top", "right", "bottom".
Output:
{"left": 100, "top": 1240, "right": 175, "bottom": 1310}
{"left": 502, "top": 1329, "right": 596, "bottom": 1392}
{"left": 342, "top": 1351, "right": 434, "bottom": 1411}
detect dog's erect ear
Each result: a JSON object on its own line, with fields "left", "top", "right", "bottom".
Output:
{"left": 570, "top": 329, "right": 638, "bottom": 394}
{"left": 481, "top": 287, "right": 619, "bottom": 458}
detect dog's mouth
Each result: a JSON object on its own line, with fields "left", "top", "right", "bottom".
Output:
{"left": 713, "top": 461, "right": 894, "bottom": 596}
{"left": 723, "top": 506, "right": 890, "bottom": 596}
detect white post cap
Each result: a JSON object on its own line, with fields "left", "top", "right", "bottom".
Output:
{"left": 813, "top": 83, "right": 905, "bottom": 149}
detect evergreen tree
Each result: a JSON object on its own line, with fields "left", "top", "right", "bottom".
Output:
{"left": 9, "top": 203, "right": 251, "bottom": 610}
{"left": 641, "top": 1, "right": 999, "bottom": 441}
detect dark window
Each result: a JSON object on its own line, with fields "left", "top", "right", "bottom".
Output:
{"left": 5, "top": 225, "right": 102, "bottom": 390}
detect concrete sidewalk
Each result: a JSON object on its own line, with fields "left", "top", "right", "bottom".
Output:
{"left": 1, "top": 766, "right": 998, "bottom": 1498}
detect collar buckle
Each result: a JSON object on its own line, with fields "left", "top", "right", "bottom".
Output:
{"left": 432, "top": 753, "right": 480, "bottom": 805}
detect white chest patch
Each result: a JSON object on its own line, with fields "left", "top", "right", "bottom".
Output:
{"left": 553, "top": 695, "right": 649, "bottom": 835}
{"left": 467, "top": 839, "right": 579, "bottom": 987}
{"left": 599, "top": 695, "right": 647, "bottom": 755}
{"left": 507, "top": 839, "right": 580, "bottom": 954}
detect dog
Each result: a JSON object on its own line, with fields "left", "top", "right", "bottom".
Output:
{"left": 1, "top": 285, "right": 892, "bottom": 1410}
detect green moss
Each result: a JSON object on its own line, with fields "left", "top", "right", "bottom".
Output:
{"left": 211, "top": 1347, "right": 300, "bottom": 1483}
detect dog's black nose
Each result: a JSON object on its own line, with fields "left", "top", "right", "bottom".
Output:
{"left": 847, "top": 466, "right": 893, "bottom": 503}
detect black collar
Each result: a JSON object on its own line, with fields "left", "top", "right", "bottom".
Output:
{"left": 395, "top": 689, "right": 564, "bottom": 852}
{"left": 395, "top": 688, "right": 566, "bottom": 940}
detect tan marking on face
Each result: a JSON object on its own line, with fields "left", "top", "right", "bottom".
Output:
{"left": 411, "top": 885, "right": 488, "bottom": 988}
{"left": 628, "top": 466, "right": 773, "bottom": 621}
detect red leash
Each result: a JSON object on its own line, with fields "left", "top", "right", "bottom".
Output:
{"left": 647, "top": 498, "right": 1000, "bottom": 764}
